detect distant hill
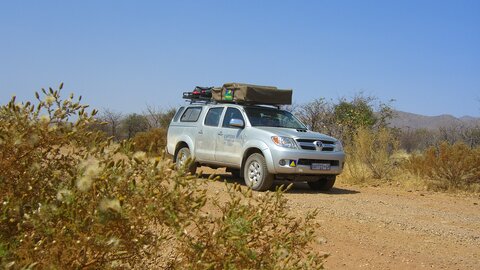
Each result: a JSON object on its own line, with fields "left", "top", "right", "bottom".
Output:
{"left": 388, "top": 110, "right": 480, "bottom": 130}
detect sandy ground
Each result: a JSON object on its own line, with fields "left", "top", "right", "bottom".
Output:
{"left": 199, "top": 167, "right": 480, "bottom": 270}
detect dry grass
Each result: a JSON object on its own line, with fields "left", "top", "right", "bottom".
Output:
{"left": 342, "top": 127, "right": 398, "bottom": 184}
{"left": 132, "top": 128, "right": 167, "bottom": 154}
{"left": 341, "top": 128, "right": 480, "bottom": 193}
{"left": 402, "top": 142, "right": 480, "bottom": 192}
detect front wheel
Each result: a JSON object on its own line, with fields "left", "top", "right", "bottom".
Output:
{"left": 307, "top": 175, "right": 336, "bottom": 191}
{"left": 175, "top": 147, "right": 197, "bottom": 175}
{"left": 243, "top": 153, "right": 274, "bottom": 191}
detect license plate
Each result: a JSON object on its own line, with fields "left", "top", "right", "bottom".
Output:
{"left": 311, "top": 163, "right": 331, "bottom": 170}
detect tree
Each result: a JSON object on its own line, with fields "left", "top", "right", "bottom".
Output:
{"left": 122, "top": 113, "right": 149, "bottom": 139}
{"left": 100, "top": 108, "right": 123, "bottom": 140}
{"left": 333, "top": 94, "right": 395, "bottom": 143}
{"left": 438, "top": 124, "right": 480, "bottom": 148}
{"left": 158, "top": 108, "right": 176, "bottom": 128}
{"left": 295, "top": 98, "right": 335, "bottom": 134}
{"left": 463, "top": 126, "right": 480, "bottom": 148}
{"left": 296, "top": 93, "right": 395, "bottom": 143}
{"left": 143, "top": 105, "right": 175, "bottom": 129}
{"left": 398, "top": 127, "right": 435, "bottom": 152}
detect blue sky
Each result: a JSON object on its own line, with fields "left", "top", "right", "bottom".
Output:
{"left": 1, "top": 0, "right": 479, "bottom": 117}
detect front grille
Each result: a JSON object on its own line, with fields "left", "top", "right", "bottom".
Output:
{"left": 295, "top": 139, "right": 335, "bottom": 151}
{"left": 298, "top": 159, "right": 340, "bottom": 166}
{"left": 296, "top": 139, "right": 335, "bottom": 144}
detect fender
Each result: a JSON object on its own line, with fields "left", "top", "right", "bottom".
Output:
{"left": 242, "top": 140, "right": 277, "bottom": 174}
{"left": 173, "top": 135, "right": 196, "bottom": 159}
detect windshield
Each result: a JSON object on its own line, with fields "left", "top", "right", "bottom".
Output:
{"left": 244, "top": 107, "right": 307, "bottom": 129}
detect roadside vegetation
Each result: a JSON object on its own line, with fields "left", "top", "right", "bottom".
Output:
{"left": 294, "top": 94, "right": 480, "bottom": 193}
{"left": 0, "top": 86, "right": 325, "bottom": 269}
{"left": 94, "top": 91, "right": 480, "bottom": 193}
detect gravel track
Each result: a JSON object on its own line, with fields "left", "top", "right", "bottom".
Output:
{"left": 202, "top": 168, "right": 480, "bottom": 270}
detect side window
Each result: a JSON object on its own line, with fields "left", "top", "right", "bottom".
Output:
{"left": 204, "top": 107, "right": 224, "bottom": 127}
{"left": 222, "top": 108, "right": 244, "bottom": 128}
{"left": 173, "top": 107, "right": 185, "bottom": 122}
{"left": 180, "top": 107, "right": 202, "bottom": 122}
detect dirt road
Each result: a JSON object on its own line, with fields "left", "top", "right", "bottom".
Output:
{"left": 201, "top": 168, "right": 480, "bottom": 270}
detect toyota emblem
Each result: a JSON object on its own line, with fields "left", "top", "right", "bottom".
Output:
{"left": 314, "top": 141, "right": 323, "bottom": 150}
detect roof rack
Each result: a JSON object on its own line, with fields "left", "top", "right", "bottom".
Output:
{"left": 183, "top": 94, "right": 214, "bottom": 104}
{"left": 183, "top": 95, "right": 280, "bottom": 108}
{"left": 182, "top": 84, "right": 290, "bottom": 109}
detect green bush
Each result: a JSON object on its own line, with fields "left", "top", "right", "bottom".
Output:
{"left": 403, "top": 142, "right": 480, "bottom": 191}
{"left": 0, "top": 86, "right": 326, "bottom": 269}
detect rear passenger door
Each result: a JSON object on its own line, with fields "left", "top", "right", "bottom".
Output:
{"left": 195, "top": 107, "right": 224, "bottom": 162}
{"left": 215, "top": 107, "right": 245, "bottom": 165}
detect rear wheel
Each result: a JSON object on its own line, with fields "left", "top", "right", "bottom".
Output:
{"left": 243, "top": 153, "right": 274, "bottom": 191}
{"left": 308, "top": 175, "right": 336, "bottom": 191}
{"left": 175, "top": 147, "right": 197, "bottom": 175}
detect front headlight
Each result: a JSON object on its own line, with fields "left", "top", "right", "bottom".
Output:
{"left": 271, "top": 136, "right": 297, "bottom": 149}
{"left": 334, "top": 140, "right": 343, "bottom": 152}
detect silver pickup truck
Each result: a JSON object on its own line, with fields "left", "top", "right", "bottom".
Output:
{"left": 167, "top": 103, "right": 345, "bottom": 191}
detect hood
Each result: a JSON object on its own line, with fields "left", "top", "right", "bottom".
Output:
{"left": 254, "top": 127, "right": 338, "bottom": 142}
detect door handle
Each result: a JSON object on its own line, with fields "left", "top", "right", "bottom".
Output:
{"left": 198, "top": 130, "right": 203, "bottom": 134}
{"left": 217, "top": 131, "right": 223, "bottom": 136}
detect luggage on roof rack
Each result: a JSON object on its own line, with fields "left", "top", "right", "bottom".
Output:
{"left": 193, "top": 86, "right": 213, "bottom": 98}
{"left": 212, "top": 83, "right": 292, "bottom": 105}
{"left": 182, "top": 86, "right": 213, "bottom": 102}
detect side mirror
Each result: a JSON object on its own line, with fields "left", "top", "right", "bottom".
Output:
{"left": 229, "top": 118, "right": 244, "bottom": 128}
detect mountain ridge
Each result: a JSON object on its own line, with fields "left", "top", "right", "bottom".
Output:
{"left": 388, "top": 110, "right": 480, "bottom": 130}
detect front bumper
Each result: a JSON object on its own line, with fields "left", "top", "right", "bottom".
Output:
{"left": 268, "top": 147, "right": 345, "bottom": 175}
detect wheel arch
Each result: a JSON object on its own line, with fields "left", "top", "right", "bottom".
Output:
{"left": 241, "top": 145, "right": 276, "bottom": 176}
{"left": 174, "top": 141, "right": 191, "bottom": 162}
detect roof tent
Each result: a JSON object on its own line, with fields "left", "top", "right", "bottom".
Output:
{"left": 211, "top": 83, "right": 292, "bottom": 105}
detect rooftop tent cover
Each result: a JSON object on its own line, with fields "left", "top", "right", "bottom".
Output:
{"left": 212, "top": 83, "right": 292, "bottom": 105}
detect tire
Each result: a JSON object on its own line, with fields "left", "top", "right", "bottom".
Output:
{"left": 307, "top": 175, "right": 336, "bottom": 191}
{"left": 175, "top": 147, "right": 197, "bottom": 175}
{"left": 243, "top": 153, "right": 274, "bottom": 191}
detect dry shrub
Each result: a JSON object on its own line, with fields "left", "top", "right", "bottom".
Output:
{"left": 403, "top": 142, "right": 480, "bottom": 191}
{"left": 344, "top": 127, "right": 398, "bottom": 183}
{"left": 0, "top": 86, "right": 206, "bottom": 268}
{"left": 0, "top": 86, "right": 326, "bottom": 269}
{"left": 177, "top": 184, "right": 325, "bottom": 269}
{"left": 132, "top": 128, "right": 166, "bottom": 154}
